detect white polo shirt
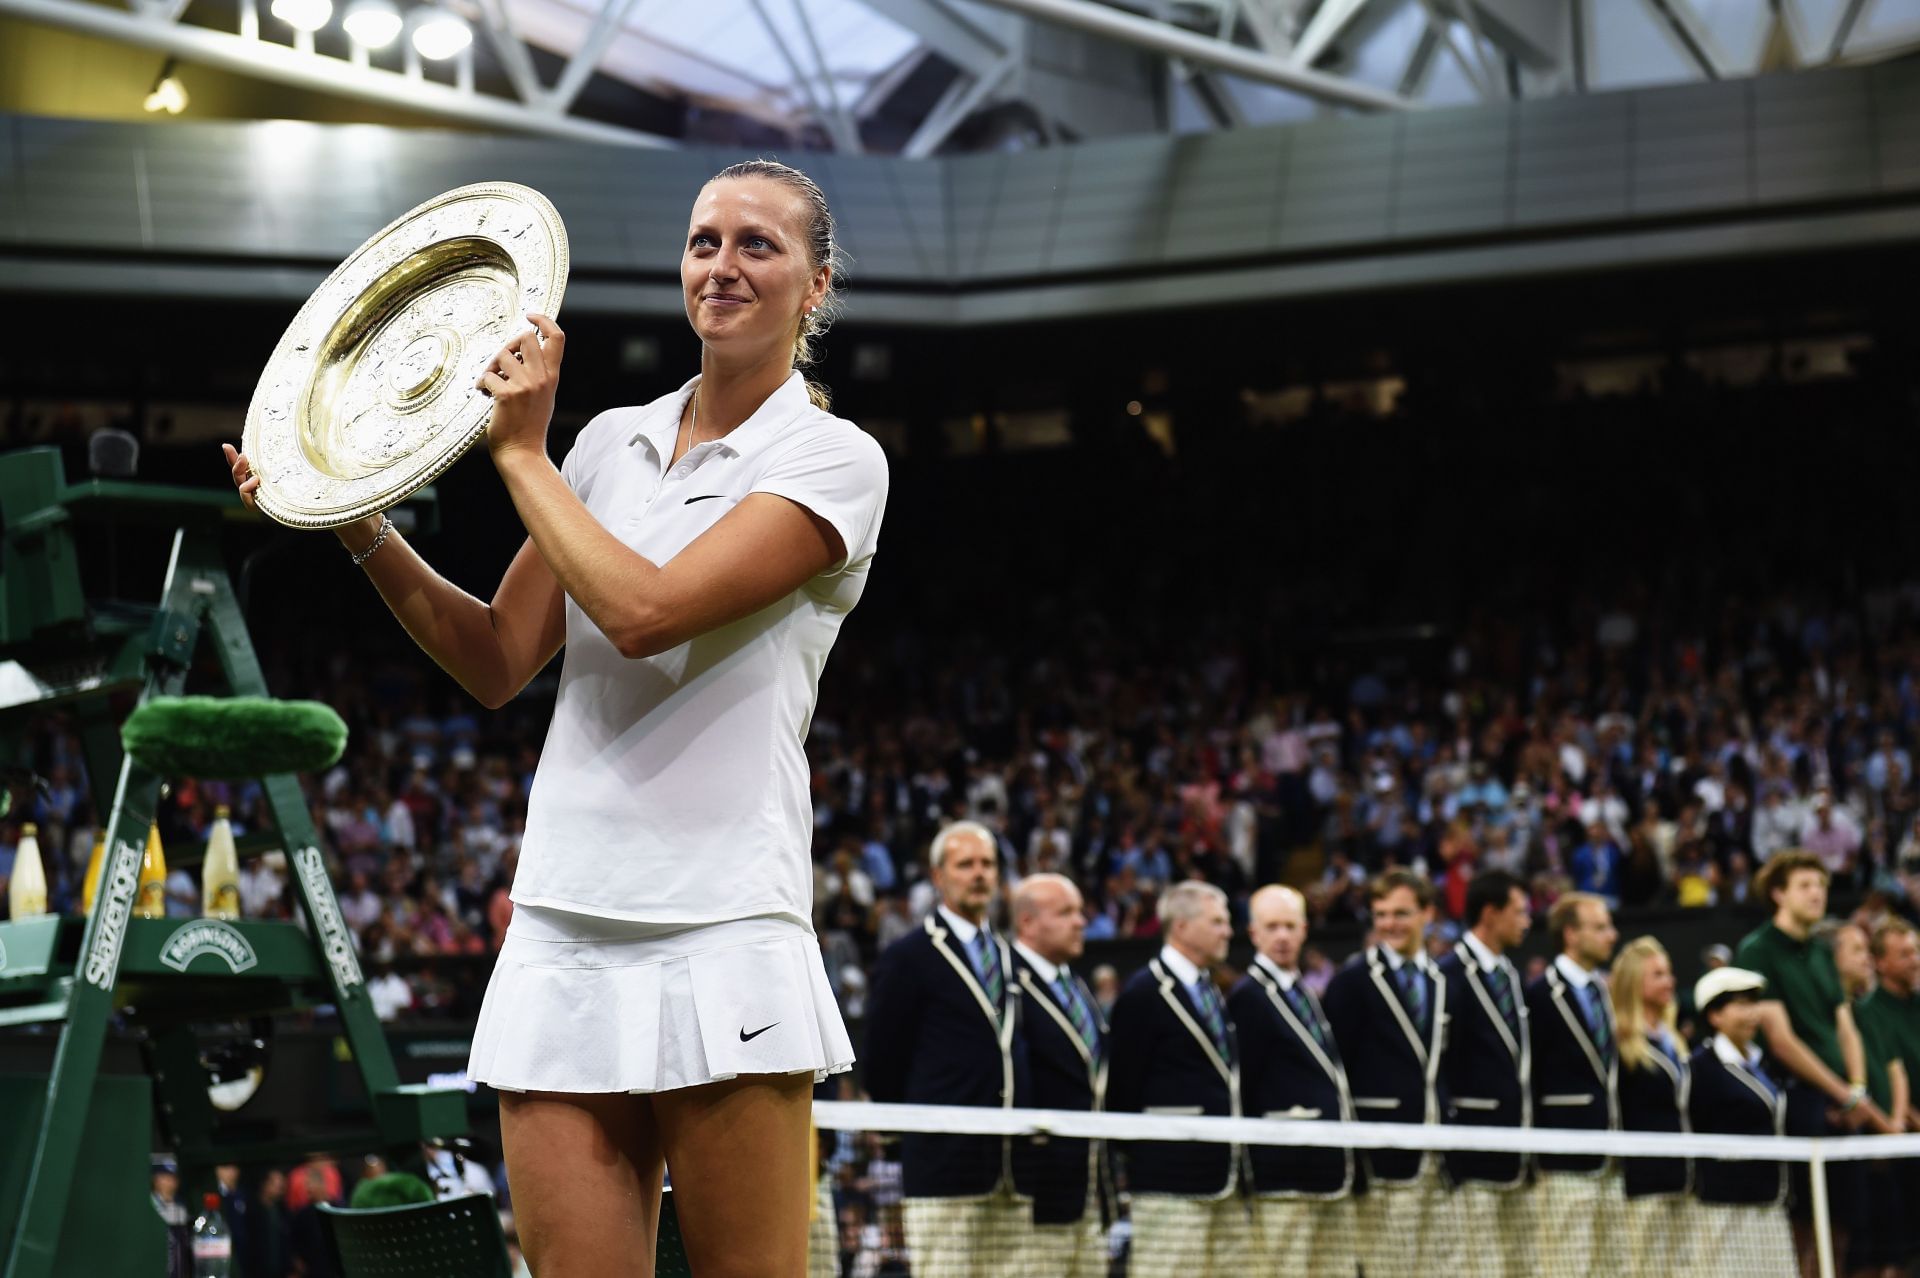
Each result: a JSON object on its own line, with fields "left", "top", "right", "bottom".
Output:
{"left": 513, "top": 371, "right": 889, "bottom": 927}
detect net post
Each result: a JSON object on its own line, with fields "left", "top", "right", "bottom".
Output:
{"left": 1809, "top": 1144, "right": 1835, "bottom": 1278}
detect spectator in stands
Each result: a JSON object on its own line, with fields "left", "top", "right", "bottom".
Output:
{"left": 1229, "top": 884, "right": 1356, "bottom": 1278}
{"left": 150, "top": 1157, "right": 190, "bottom": 1278}
{"left": 1008, "top": 873, "right": 1108, "bottom": 1278}
{"left": 1322, "top": 869, "right": 1452, "bottom": 1278}
{"left": 1860, "top": 919, "right": 1920, "bottom": 1269}
{"left": 1438, "top": 868, "right": 1532, "bottom": 1278}
{"left": 1527, "top": 891, "right": 1624, "bottom": 1276}
{"left": 1688, "top": 968, "right": 1796, "bottom": 1278}
{"left": 1804, "top": 792, "right": 1862, "bottom": 880}
{"left": 1571, "top": 823, "right": 1623, "bottom": 908}
{"left": 1611, "top": 937, "right": 1695, "bottom": 1278}
{"left": 1090, "top": 964, "right": 1119, "bottom": 1018}
{"left": 1736, "top": 851, "right": 1888, "bottom": 1273}
{"left": 244, "top": 1167, "right": 292, "bottom": 1278}
{"left": 1824, "top": 921, "right": 1908, "bottom": 1278}
{"left": 1105, "top": 881, "right": 1244, "bottom": 1278}
{"left": 863, "top": 822, "right": 1025, "bottom": 1278}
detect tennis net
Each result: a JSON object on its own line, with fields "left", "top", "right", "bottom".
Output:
{"left": 806, "top": 1100, "right": 1920, "bottom": 1278}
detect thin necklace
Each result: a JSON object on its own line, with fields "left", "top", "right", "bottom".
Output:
{"left": 680, "top": 389, "right": 699, "bottom": 463}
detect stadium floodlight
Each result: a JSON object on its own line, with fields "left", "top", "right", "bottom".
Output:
{"left": 269, "top": 0, "right": 333, "bottom": 32}
{"left": 343, "top": 0, "right": 403, "bottom": 48}
{"left": 143, "top": 58, "right": 188, "bottom": 114}
{"left": 411, "top": 10, "right": 472, "bottom": 61}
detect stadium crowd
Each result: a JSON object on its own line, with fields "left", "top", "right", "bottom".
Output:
{"left": 14, "top": 566, "right": 1920, "bottom": 1022}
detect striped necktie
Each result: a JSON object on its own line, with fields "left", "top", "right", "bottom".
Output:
{"left": 1284, "top": 980, "right": 1327, "bottom": 1048}
{"left": 1192, "top": 975, "right": 1229, "bottom": 1058}
{"left": 1055, "top": 972, "right": 1099, "bottom": 1052}
{"left": 1487, "top": 962, "right": 1518, "bottom": 1034}
{"left": 969, "top": 929, "right": 1004, "bottom": 1010}
{"left": 1581, "top": 982, "right": 1614, "bottom": 1064}
{"left": 1396, "top": 962, "right": 1429, "bottom": 1036}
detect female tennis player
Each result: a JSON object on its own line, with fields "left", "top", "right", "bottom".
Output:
{"left": 224, "top": 159, "right": 887, "bottom": 1277}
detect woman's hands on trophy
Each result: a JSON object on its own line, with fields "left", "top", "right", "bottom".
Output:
{"left": 220, "top": 442, "right": 382, "bottom": 545}
{"left": 221, "top": 443, "right": 261, "bottom": 510}
{"left": 478, "top": 313, "right": 565, "bottom": 463}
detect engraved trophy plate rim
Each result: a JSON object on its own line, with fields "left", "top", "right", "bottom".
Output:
{"left": 242, "top": 180, "right": 570, "bottom": 529}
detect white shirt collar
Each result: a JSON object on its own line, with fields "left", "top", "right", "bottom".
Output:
{"left": 1159, "top": 944, "right": 1206, "bottom": 989}
{"left": 938, "top": 905, "right": 985, "bottom": 948}
{"left": 1555, "top": 953, "right": 1597, "bottom": 989}
{"left": 1462, "top": 930, "right": 1513, "bottom": 975}
{"left": 628, "top": 371, "right": 812, "bottom": 463}
{"left": 1254, "top": 953, "right": 1299, "bottom": 990}
{"left": 1378, "top": 944, "right": 1430, "bottom": 975}
{"left": 1013, "top": 940, "right": 1063, "bottom": 985}
{"left": 1712, "top": 1032, "right": 1764, "bottom": 1071}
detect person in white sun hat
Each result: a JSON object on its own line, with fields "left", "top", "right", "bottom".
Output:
{"left": 1686, "top": 966, "right": 1796, "bottom": 1278}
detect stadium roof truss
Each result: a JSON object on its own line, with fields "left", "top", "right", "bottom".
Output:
{"left": 7, "top": 0, "right": 1920, "bottom": 151}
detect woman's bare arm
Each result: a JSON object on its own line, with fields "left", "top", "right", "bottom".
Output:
{"left": 223, "top": 444, "right": 563, "bottom": 709}
{"left": 356, "top": 526, "right": 565, "bottom": 709}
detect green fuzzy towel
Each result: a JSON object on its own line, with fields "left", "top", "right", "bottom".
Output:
{"left": 120, "top": 696, "right": 348, "bottom": 779}
{"left": 348, "top": 1172, "right": 438, "bottom": 1209}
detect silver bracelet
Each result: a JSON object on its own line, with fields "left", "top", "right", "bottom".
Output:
{"left": 351, "top": 514, "right": 394, "bottom": 567}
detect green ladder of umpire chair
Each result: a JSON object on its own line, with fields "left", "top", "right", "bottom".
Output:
{"left": 0, "top": 446, "right": 464, "bottom": 1278}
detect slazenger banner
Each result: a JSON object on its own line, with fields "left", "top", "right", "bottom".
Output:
{"left": 84, "top": 838, "right": 144, "bottom": 990}
{"left": 294, "top": 845, "right": 364, "bottom": 992}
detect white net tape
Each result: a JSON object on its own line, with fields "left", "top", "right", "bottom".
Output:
{"left": 807, "top": 1102, "right": 1920, "bottom": 1278}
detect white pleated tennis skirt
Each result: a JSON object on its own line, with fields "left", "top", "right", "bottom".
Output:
{"left": 468, "top": 903, "right": 855, "bottom": 1095}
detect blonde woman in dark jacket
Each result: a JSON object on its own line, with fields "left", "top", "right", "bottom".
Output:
{"left": 1611, "top": 938, "right": 1695, "bottom": 1277}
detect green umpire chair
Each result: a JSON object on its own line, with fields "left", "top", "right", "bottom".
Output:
{"left": 320, "top": 1191, "right": 692, "bottom": 1277}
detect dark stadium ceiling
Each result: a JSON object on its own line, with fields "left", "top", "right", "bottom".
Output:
{"left": 9, "top": 0, "right": 1920, "bottom": 151}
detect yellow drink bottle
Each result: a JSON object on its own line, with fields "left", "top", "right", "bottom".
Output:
{"left": 7, "top": 822, "right": 48, "bottom": 919}
{"left": 81, "top": 830, "right": 105, "bottom": 914}
{"left": 134, "top": 823, "right": 167, "bottom": 919}
{"left": 202, "top": 806, "right": 241, "bottom": 920}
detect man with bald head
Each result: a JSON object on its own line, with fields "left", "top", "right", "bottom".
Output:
{"left": 1010, "top": 873, "right": 1108, "bottom": 1276}
{"left": 866, "top": 821, "right": 1028, "bottom": 1277}
{"left": 1228, "top": 884, "right": 1356, "bottom": 1277}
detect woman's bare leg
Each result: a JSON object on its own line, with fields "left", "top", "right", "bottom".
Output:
{"left": 499, "top": 1090, "right": 663, "bottom": 1278}
{"left": 652, "top": 1072, "right": 814, "bottom": 1278}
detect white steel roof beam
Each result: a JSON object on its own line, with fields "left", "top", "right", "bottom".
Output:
{"left": 1645, "top": 0, "right": 1730, "bottom": 78}
{"left": 470, "top": 0, "right": 547, "bottom": 104}
{"left": 1288, "top": 0, "right": 1367, "bottom": 69}
{"left": 855, "top": 0, "right": 1009, "bottom": 78}
{"left": 964, "top": 0, "right": 1412, "bottom": 109}
{"left": 545, "top": 0, "right": 646, "bottom": 111}
{"left": 787, "top": 0, "right": 866, "bottom": 152}
{"left": 902, "top": 53, "right": 1015, "bottom": 156}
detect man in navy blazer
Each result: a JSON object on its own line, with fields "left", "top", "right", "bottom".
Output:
{"left": 1228, "top": 884, "right": 1355, "bottom": 1278}
{"left": 1437, "top": 869, "right": 1532, "bottom": 1278}
{"left": 865, "top": 821, "right": 1027, "bottom": 1278}
{"left": 1322, "top": 868, "right": 1452, "bottom": 1278}
{"left": 1009, "top": 873, "right": 1109, "bottom": 1278}
{"left": 1105, "top": 880, "right": 1247, "bottom": 1277}
{"left": 1525, "top": 890, "right": 1623, "bottom": 1277}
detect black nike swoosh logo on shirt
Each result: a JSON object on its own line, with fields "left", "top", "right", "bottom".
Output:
{"left": 685, "top": 494, "right": 726, "bottom": 504}
{"left": 739, "top": 1022, "right": 779, "bottom": 1042}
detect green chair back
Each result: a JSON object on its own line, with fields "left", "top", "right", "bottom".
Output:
{"left": 321, "top": 1188, "right": 693, "bottom": 1277}
{"left": 319, "top": 1194, "right": 513, "bottom": 1278}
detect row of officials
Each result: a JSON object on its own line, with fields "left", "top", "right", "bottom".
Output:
{"left": 862, "top": 820, "right": 1806, "bottom": 1278}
